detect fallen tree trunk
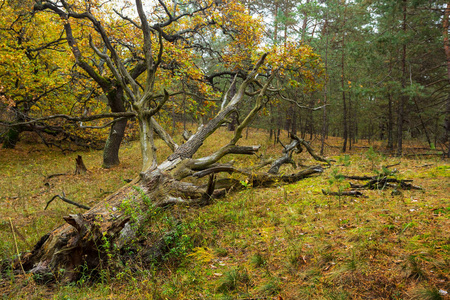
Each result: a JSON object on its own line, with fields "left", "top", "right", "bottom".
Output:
{"left": 13, "top": 53, "right": 328, "bottom": 283}
{"left": 18, "top": 163, "right": 324, "bottom": 282}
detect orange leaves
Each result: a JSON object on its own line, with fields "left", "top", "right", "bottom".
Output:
{"left": 214, "top": 0, "right": 264, "bottom": 71}
{"left": 264, "top": 42, "right": 325, "bottom": 94}
{"left": 0, "top": 86, "right": 15, "bottom": 109}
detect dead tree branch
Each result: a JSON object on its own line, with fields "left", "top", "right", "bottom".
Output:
{"left": 322, "top": 189, "right": 366, "bottom": 197}
{"left": 290, "top": 133, "right": 333, "bottom": 165}
{"left": 45, "top": 193, "right": 91, "bottom": 210}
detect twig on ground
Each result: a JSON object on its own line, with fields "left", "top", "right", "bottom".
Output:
{"left": 45, "top": 173, "right": 69, "bottom": 181}
{"left": 322, "top": 189, "right": 366, "bottom": 197}
{"left": 45, "top": 192, "right": 91, "bottom": 210}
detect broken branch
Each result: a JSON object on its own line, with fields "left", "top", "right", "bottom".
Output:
{"left": 45, "top": 194, "right": 91, "bottom": 210}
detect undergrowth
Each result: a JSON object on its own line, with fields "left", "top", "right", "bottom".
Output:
{"left": 0, "top": 128, "right": 449, "bottom": 299}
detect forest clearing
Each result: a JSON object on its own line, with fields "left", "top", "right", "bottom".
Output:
{"left": 0, "top": 129, "right": 448, "bottom": 299}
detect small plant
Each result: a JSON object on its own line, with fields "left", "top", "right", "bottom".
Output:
{"left": 338, "top": 154, "right": 351, "bottom": 166}
{"left": 215, "top": 247, "right": 228, "bottom": 258}
{"left": 404, "top": 255, "right": 427, "bottom": 280}
{"left": 365, "top": 146, "right": 383, "bottom": 170}
{"left": 327, "top": 167, "right": 348, "bottom": 208}
{"left": 287, "top": 246, "right": 307, "bottom": 270}
{"left": 216, "top": 267, "right": 252, "bottom": 294}
{"left": 259, "top": 278, "right": 281, "bottom": 296}
{"left": 162, "top": 221, "right": 193, "bottom": 263}
{"left": 412, "top": 286, "right": 444, "bottom": 300}
{"left": 187, "top": 247, "right": 215, "bottom": 264}
{"left": 251, "top": 252, "right": 267, "bottom": 268}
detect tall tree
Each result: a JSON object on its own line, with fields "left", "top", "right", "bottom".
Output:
{"left": 443, "top": 1, "right": 450, "bottom": 157}
{"left": 16, "top": 0, "right": 325, "bottom": 280}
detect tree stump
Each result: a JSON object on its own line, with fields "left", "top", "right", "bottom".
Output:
{"left": 74, "top": 155, "right": 87, "bottom": 174}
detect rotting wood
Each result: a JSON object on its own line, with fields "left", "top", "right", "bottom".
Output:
{"left": 266, "top": 132, "right": 333, "bottom": 175}
{"left": 13, "top": 53, "right": 327, "bottom": 283}
{"left": 349, "top": 180, "right": 422, "bottom": 190}
{"left": 325, "top": 171, "right": 423, "bottom": 197}
{"left": 74, "top": 155, "right": 87, "bottom": 175}
{"left": 346, "top": 176, "right": 422, "bottom": 190}
{"left": 322, "top": 189, "right": 366, "bottom": 197}
{"left": 268, "top": 139, "right": 301, "bottom": 174}
{"left": 383, "top": 162, "right": 401, "bottom": 169}
{"left": 290, "top": 133, "right": 334, "bottom": 165}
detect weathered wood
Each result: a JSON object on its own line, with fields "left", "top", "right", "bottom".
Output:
{"left": 13, "top": 54, "right": 327, "bottom": 283}
{"left": 74, "top": 155, "right": 87, "bottom": 174}
{"left": 290, "top": 133, "right": 334, "bottom": 165}
{"left": 268, "top": 139, "right": 300, "bottom": 174}
{"left": 322, "top": 189, "right": 366, "bottom": 197}
{"left": 348, "top": 177, "right": 421, "bottom": 190}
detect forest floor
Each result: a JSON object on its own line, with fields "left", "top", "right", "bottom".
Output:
{"left": 0, "top": 127, "right": 449, "bottom": 299}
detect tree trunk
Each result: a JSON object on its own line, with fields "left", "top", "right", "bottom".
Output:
{"left": 14, "top": 54, "right": 329, "bottom": 283}
{"left": 102, "top": 87, "right": 128, "bottom": 168}
{"left": 340, "top": 4, "right": 348, "bottom": 152}
{"left": 396, "top": 0, "right": 407, "bottom": 157}
{"left": 75, "top": 155, "right": 87, "bottom": 174}
{"left": 273, "top": 2, "right": 279, "bottom": 44}
{"left": 387, "top": 92, "right": 394, "bottom": 150}
{"left": 2, "top": 107, "right": 24, "bottom": 149}
{"left": 349, "top": 92, "right": 353, "bottom": 150}
{"left": 341, "top": 50, "right": 348, "bottom": 152}
{"left": 227, "top": 78, "right": 237, "bottom": 131}
{"left": 309, "top": 96, "right": 314, "bottom": 140}
{"left": 443, "top": 1, "right": 450, "bottom": 157}
{"left": 320, "top": 14, "right": 329, "bottom": 156}
{"left": 291, "top": 106, "right": 297, "bottom": 135}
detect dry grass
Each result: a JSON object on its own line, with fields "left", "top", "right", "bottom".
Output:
{"left": 0, "top": 127, "right": 449, "bottom": 299}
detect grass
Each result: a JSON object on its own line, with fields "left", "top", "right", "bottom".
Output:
{"left": 0, "top": 127, "right": 449, "bottom": 299}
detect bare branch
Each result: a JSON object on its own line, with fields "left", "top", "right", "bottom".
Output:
{"left": 221, "top": 74, "right": 238, "bottom": 110}
{"left": 168, "top": 53, "right": 270, "bottom": 161}
{"left": 281, "top": 95, "right": 328, "bottom": 111}
{"left": 1, "top": 112, "right": 137, "bottom": 127}
{"left": 136, "top": 0, "right": 156, "bottom": 98}
{"left": 79, "top": 117, "right": 129, "bottom": 129}
{"left": 151, "top": 117, "right": 179, "bottom": 151}
{"left": 89, "top": 36, "right": 138, "bottom": 103}
{"left": 45, "top": 194, "right": 91, "bottom": 210}
{"left": 187, "top": 145, "right": 261, "bottom": 171}
{"left": 230, "top": 69, "right": 278, "bottom": 145}
{"left": 290, "top": 133, "right": 333, "bottom": 165}
{"left": 113, "top": 8, "right": 141, "bottom": 29}
{"left": 143, "top": 89, "right": 169, "bottom": 117}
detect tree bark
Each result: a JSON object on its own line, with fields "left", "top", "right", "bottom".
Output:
{"left": 75, "top": 155, "right": 87, "bottom": 174}
{"left": 227, "top": 78, "right": 238, "bottom": 131}
{"left": 14, "top": 54, "right": 329, "bottom": 282}
{"left": 396, "top": 0, "right": 408, "bottom": 157}
{"left": 387, "top": 92, "right": 394, "bottom": 150}
{"left": 341, "top": 48, "right": 348, "bottom": 153}
{"left": 340, "top": 3, "right": 348, "bottom": 153}
{"left": 320, "top": 14, "right": 329, "bottom": 156}
{"left": 443, "top": 1, "right": 450, "bottom": 157}
{"left": 103, "top": 87, "right": 127, "bottom": 168}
